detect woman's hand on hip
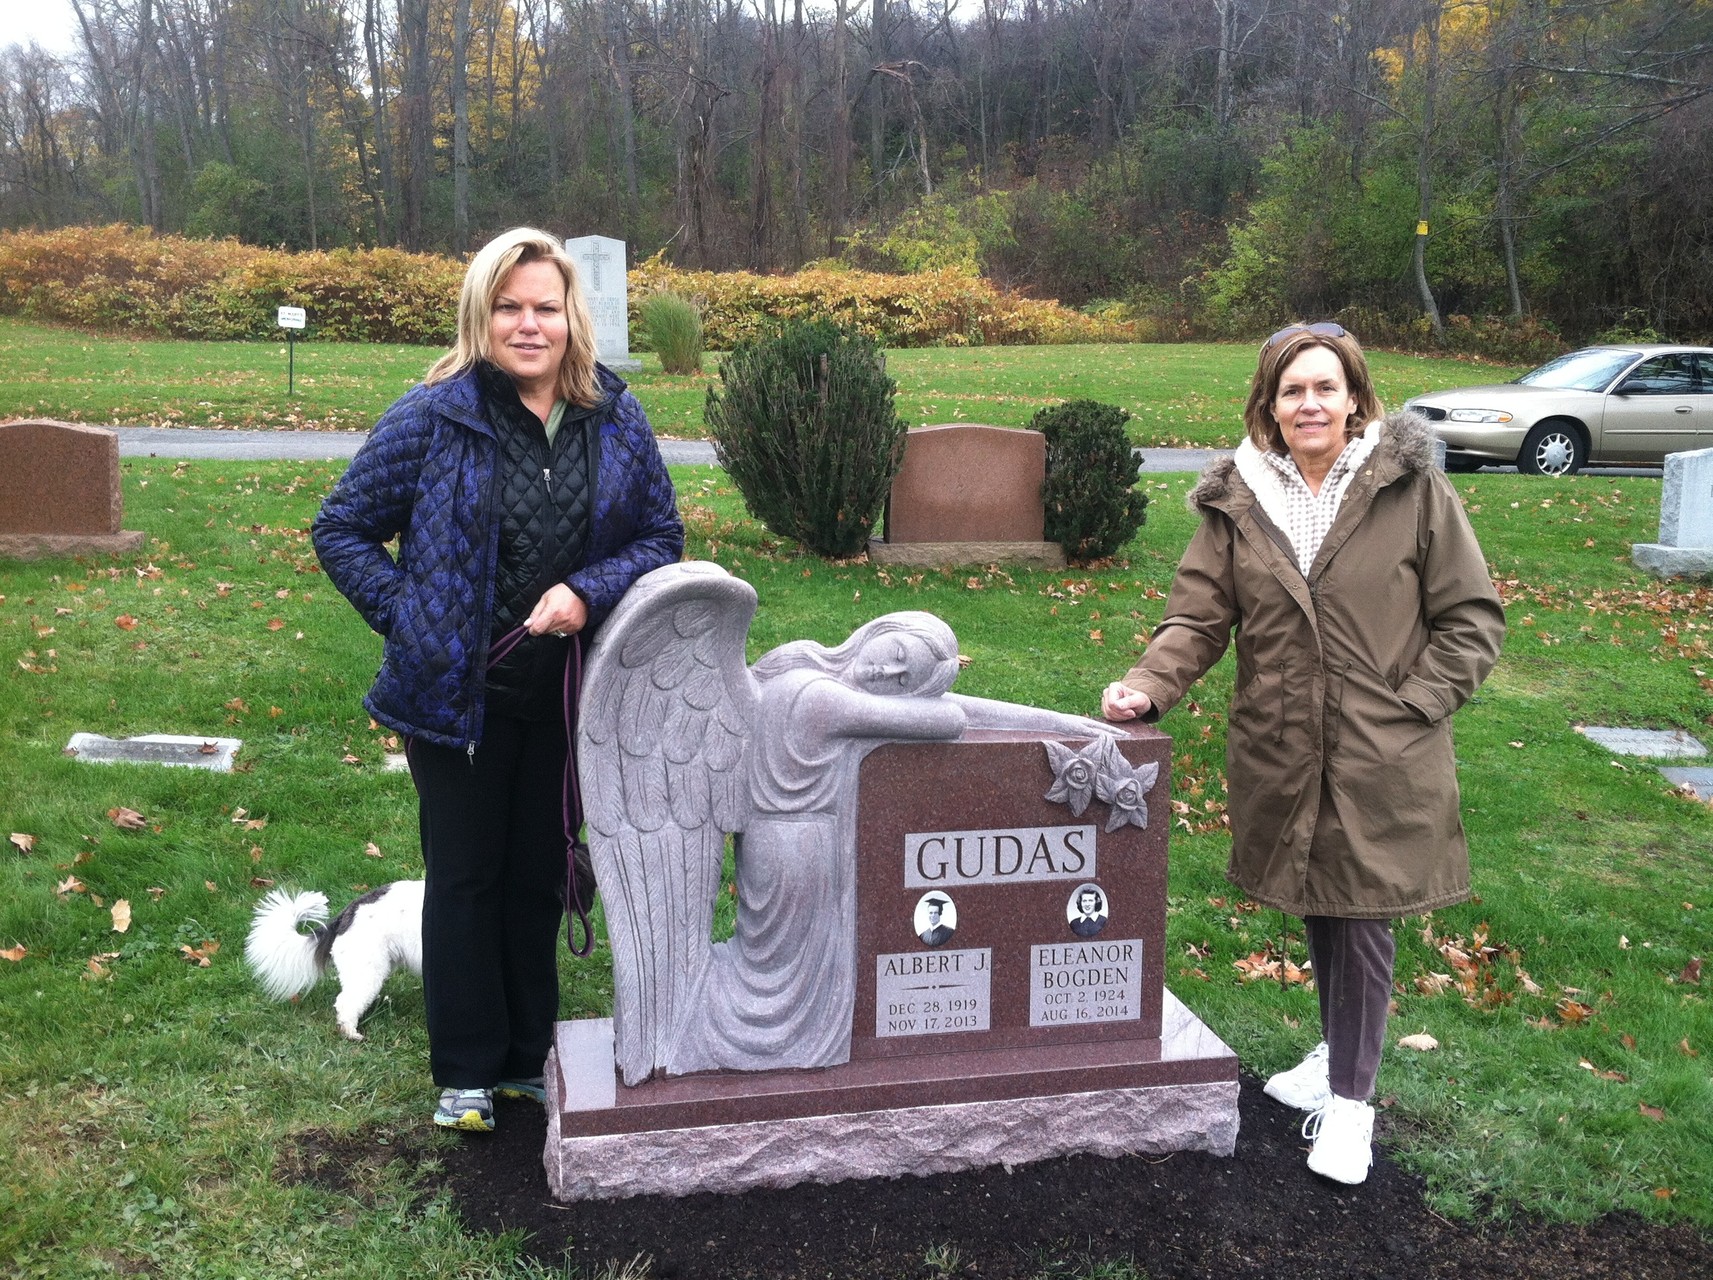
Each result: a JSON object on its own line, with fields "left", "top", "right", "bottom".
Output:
{"left": 525, "top": 583, "right": 588, "bottom": 637}
{"left": 1101, "top": 682, "right": 1152, "bottom": 721}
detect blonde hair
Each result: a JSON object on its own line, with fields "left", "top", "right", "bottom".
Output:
{"left": 1242, "top": 327, "right": 1385, "bottom": 455}
{"left": 424, "top": 227, "right": 601, "bottom": 408}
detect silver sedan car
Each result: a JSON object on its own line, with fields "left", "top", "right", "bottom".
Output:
{"left": 1404, "top": 345, "right": 1713, "bottom": 475}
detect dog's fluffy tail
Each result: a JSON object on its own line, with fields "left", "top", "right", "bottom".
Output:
{"left": 246, "top": 888, "right": 331, "bottom": 1000}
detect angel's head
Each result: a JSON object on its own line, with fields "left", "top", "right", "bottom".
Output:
{"left": 754, "top": 612, "right": 959, "bottom": 699}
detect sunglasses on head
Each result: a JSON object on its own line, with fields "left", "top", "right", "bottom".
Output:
{"left": 1263, "top": 321, "right": 1347, "bottom": 350}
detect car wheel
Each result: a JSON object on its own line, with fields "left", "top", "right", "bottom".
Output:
{"left": 1518, "top": 420, "right": 1587, "bottom": 476}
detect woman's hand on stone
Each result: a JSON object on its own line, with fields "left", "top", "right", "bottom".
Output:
{"left": 1101, "top": 682, "right": 1152, "bottom": 722}
{"left": 526, "top": 583, "right": 588, "bottom": 637}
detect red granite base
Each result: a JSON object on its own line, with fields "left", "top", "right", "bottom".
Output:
{"left": 543, "top": 990, "right": 1238, "bottom": 1201}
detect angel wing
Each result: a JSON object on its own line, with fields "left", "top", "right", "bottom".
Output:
{"left": 579, "top": 562, "right": 759, "bottom": 1085}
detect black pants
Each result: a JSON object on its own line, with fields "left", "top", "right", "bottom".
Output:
{"left": 1305, "top": 915, "right": 1396, "bottom": 1102}
{"left": 407, "top": 713, "right": 568, "bottom": 1088}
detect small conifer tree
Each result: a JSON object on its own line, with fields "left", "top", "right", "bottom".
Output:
{"left": 1031, "top": 400, "right": 1149, "bottom": 563}
{"left": 706, "top": 319, "right": 907, "bottom": 559}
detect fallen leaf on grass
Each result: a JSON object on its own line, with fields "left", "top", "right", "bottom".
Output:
{"left": 266, "top": 618, "right": 285, "bottom": 631}
{"left": 341, "top": 754, "right": 362, "bottom": 766}
{"left": 249, "top": 876, "right": 274, "bottom": 888}
{"left": 56, "top": 876, "right": 87, "bottom": 897}
{"left": 1557, "top": 998, "right": 1595, "bottom": 1024}
{"left": 1415, "top": 972, "right": 1455, "bottom": 996}
{"left": 110, "top": 900, "right": 131, "bottom": 933}
{"left": 146, "top": 886, "right": 166, "bottom": 901}
{"left": 1677, "top": 957, "right": 1702, "bottom": 985}
{"left": 1639, "top": 1103, "right": 1666, "bottom": 1122}
{"left": 363, "top": 842, "right": 383, "bottom": 859}
{"left": 1680, "top": 1039, "right": 1699, "bottom": 1058}
{"left": 1397, "top": 1032, "right": 1440, "bottom": 1051}
{"left": 10, "top": 832, "right": 36, "bottom": 854}
{"left": 1655, "top": 1188, "right": 1676, "bottom": 1200}
{"left": 180, "top": 940, "right": 220, "bottom": 967}
{"left": 1578, "top": 1059, "right": 1627, "bottom": 1081}
{"left": 107, "top": 807, "right": 147, "bottom": 830}
{"left": 114, "top": 615, "right": 137, "bottom": 630}
{"left": 1, "top": 944, "right": 25, "bottom": 962}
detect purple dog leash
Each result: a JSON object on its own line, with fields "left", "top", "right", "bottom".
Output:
{"left": 487, "top": 624, "right": 596, "bottom": 958}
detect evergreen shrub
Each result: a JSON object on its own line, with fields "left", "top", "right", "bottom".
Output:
{"left": 638, "top": 290, "right": 704, "bottom": 373}
{"left": 705, "top": 318, "right": 906, "bottom": 558}
{"left": 1031, "top": 400, "right": 1149, "bottom": 563}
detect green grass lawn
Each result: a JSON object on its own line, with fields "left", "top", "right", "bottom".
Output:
{"left": 0, "top": 317, "right": 1524, "bottom": 446}
{"left": 2, "top": 458, "right": 1710, "bottom": 1277}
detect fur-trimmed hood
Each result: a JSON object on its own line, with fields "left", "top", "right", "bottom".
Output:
{"left": 1187, "top": 409, "right": 1439, "bottom": 512}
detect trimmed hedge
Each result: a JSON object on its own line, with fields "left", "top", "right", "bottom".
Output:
{"left": 0, "top": 225, "right": 462, "bottom": 342}
{"left": 0, "top": 226, "right": 1137, "bottom": 348}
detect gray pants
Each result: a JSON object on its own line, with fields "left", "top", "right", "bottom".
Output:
{"left": 1305, "top": 915, "right": 1395, "bottom": 1101}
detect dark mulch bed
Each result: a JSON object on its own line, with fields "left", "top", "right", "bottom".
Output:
{"left": 294, "top": 1074, "right": 1712, "bottom": 1278}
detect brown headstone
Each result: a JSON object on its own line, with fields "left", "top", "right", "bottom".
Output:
{"left": 884, "top": 424, "right": 1046, "bottom": 544}
{"left": 0, "top": 419, "right": 143, "bottom": 560}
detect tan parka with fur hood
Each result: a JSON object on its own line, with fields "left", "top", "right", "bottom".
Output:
{"left": 1120, "top": 411, "right": 1505, "bottom": 918}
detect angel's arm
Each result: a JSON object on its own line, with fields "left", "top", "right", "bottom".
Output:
{"left": 800, "top": 679, "right": 968, "bottom": 743}
{"left": 945, "top": 693, "right": 1121, "bottom": 738}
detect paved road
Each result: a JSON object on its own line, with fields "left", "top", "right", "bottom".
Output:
{"left": 114, "top": 427, "right": 1227, "bottom": 471}
{"left": 113, "top": 428, "right": 1659, "bottom": 477}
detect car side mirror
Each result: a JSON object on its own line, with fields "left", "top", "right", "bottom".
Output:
{"left": 1613, "top": 380, "right": 1639, "bottom": 396}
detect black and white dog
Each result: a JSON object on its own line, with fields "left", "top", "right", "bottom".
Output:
{"left": 245, "top": 882, "right": 423, "bottom": 1040}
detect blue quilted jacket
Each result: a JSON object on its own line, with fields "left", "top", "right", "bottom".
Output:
{"left": 312, "top": 363, "right": 684, "bottom": 749}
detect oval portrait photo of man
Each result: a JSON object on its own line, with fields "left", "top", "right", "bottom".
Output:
{"left": 914, "top": 892, "right": 958, "bottom": 947}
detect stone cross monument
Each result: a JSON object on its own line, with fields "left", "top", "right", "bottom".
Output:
{"left": 564, "top": 235, "right": 641, "bottom": 373}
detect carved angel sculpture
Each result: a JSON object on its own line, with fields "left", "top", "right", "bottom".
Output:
{"left": 580, "top": 562, "right": 1114, "bottom": 1085}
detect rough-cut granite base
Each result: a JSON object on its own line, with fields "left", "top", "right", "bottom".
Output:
{"left": 1633, "top": 543, "right": 1713, "bottom": 579}
{"left": 544, "top": 990, "right": 1237, "bottom": 1201}
{"left": 867, "top": 538, "right": 1066, "bottom": 569}
{"left": 0, "top": 530, "right": 144, "bottom": 561}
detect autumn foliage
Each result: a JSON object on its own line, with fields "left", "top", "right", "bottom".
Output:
{"left": 0, "top": 225, "right": 1137, "bottom": 348}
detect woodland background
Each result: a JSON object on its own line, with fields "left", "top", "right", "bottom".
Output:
{"left": 1, "top": 0, "right": 1711, "bottom": 346}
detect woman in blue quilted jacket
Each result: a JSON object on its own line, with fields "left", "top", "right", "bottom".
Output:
{"left": 313, "top": 227, "right": 684, "bottom": 1131}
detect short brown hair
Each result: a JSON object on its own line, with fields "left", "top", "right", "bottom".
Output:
{"left": 425, "top": 227, "right": 601, "bottom": 408}
{"left": 1242, "top": 327, "right": 1385, "bottom": 455}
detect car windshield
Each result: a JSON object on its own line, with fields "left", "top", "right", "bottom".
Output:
{"left": 1515, "top": 349, "right": 1638, "bottom": 391}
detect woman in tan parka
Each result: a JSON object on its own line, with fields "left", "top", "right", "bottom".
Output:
{"left": 1101, "top": 323, "right": 1505, "bottom": 1186}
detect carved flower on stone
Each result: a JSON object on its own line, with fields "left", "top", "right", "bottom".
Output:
{"left": 1043, "top": 739, "right": 1106, "bottom": 816}
{"left": 1096, "top": 743, "right": 1159, "bottom": 832}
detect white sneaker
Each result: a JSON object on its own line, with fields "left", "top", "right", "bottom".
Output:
{"left": 1303, "top": 1094, "right": 1375, "bottom": 1185}
{"left": 1264, "top": 1041, "right": 1331, "bottom": 1111}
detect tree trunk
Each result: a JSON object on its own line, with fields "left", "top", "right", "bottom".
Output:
{"left": 826, "top": 0, "right": 851, "bottom": 254}
{"left": 607, "top": 1, "right": 640, "bottom": 237}
{"left": 1411, "top": 0, "right": 1444, "bottom": 341}
{"left": 364, "top": 0, "right": 395, "bottom": 244}
{"left": 400, "top": 0, "right": 432, "bottom": 250}
{"left": 453, "top": 0, "right": 472, "bottom": 254}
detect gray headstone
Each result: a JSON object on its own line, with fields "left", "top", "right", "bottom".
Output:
{"left": 1633, "top": 446, "right": 1713, "bottom": 578}
{"left": 1659, "top": 446, "right": 1713, "bottom": 547}
{"left": 564, "top": 235, "right": 641, "bottom": 373}
{"left": 66, "top": 732, "right": 243, "bottom": 772}
{"left": 1577, "top": 725, "right": 1707, "bottom": 759}
{"left": 1659, "top": 766, "right": 1713, "bottom": 800}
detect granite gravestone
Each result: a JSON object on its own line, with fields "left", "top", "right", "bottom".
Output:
{"left": 564, "top": 235, "right": 642, "bottom": 373}
{"left": 0, "top": 420, "right": 144, "bottom": 560}
{"left": 1633, "top": 445, "right": 1713, "bottom": 578}
{"left": 870, "top": 424, "right": 1065, "bottom": 569}
{"left": 547, "top": 563, "right": 1237, "bottom": 1201}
